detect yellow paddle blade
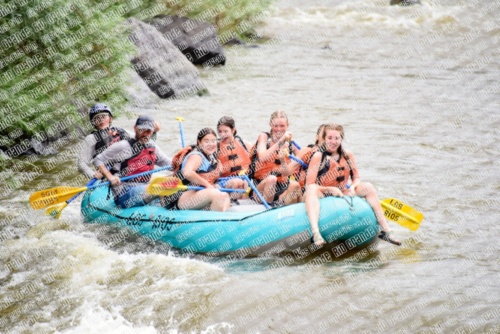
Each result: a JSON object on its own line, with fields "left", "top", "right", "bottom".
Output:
{"left": 147, "top": 176, "right": 186, "bottom": 196}
{"left": 381, "top": 198, "right": 424, "bottom": 231}
{"left": 29, "top": 187, "right": 87, "bottom": 210}
{"left": 148, "top": 185, "right": 187, "bottom": 196}
{"left": 45, "top": 202, "right": 68, "bottom": 219}
{"left": 382, "top": 198, "right": 424, "bottom": 221}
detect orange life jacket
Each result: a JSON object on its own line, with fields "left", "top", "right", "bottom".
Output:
{"left": 248, "top": 132, "right": 292, "bottom": 183}
{"left": 218, "top": 135, "right": 250, "bottom": 177}
{"left": 171, "top": 145, "right": 196, "bottom": 173}
{"left": 295, "top": 144, "right": 318, "bottom": 188}
{"left": 316, "top": 150, "right": 358, "bottom": 189}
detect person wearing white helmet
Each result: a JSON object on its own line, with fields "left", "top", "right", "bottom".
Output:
{"left": 77, "top": 103, "right": 160, "bottom": 179}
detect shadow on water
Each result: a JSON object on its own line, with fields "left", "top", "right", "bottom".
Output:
{"left": 205, "top": 237, "right": 425, "bottom": 275}
{"left": 200, "top": 238, "right": 385, "bottom": 274}
{"left": 83, "top": 220, "right": 384, "bottom": 272}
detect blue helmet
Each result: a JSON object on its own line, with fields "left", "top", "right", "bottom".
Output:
{"left": 89, "top": 103, "right": 112, "bottom": 121}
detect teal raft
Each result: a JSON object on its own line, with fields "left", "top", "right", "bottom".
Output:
{"left": 81, "top": 186, "right": 379, "bottom": 257}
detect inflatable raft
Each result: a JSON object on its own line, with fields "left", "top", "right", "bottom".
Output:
{"left": 81, "top": 186, "right": 379, "bottom": 257}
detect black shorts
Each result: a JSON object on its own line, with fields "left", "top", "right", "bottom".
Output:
{"left": 272, "top": 180, "right": 290, "bottom": 203}
{"left": 161, "top": 189, "right": 186, "bottom": 210}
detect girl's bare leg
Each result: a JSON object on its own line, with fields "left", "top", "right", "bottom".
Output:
{"left": 225, "top": 178, "right": 246, "bottom": 199}
{"left": 178, "top": 189, "right": 230, "bottom": 212}
{"left": 304, "top": 184, "right": 326, "bottom": 246}
{"left": 280, "top": 180, "right": 302, "bottom": 205}
{"left": 256, "top": 175, "right": 277, "bottom": 203}
{"left": 356, "top": 182, "right": 401, "bottom": 245}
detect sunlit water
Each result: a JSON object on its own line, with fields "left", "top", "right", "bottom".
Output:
{"left": 1, "top": 0, "right": 499, "bottom": 333}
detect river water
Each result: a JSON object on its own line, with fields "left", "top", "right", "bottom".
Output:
{"left": 1, "top": 0, "right": 499, "bottom": 333}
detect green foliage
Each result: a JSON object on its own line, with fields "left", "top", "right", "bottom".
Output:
{"left": 0, "top": 0, "right": 272, "bottom": 163}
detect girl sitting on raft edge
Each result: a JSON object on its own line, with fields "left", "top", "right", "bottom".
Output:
{"left": 304, "top": 123, "right": 401, "bottom": 246}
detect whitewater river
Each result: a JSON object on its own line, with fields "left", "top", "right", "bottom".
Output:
{"left": 1, "top": 0, "right": 499, "bottom": 333}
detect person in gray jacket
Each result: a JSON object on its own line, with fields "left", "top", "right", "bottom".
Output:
{"left": 77, "top": 103, "right": 160, "bottom": 179}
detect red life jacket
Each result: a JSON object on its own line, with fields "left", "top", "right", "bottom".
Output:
{"left": 315, "top": 149, "right": 357, "bottom": 189}
{"left": 218, "top": 135, "right": 250, "bottom": 177}
{"left": 248, "top": 132, "right": 292, "bottom": 183}
{"left": 119, "top": 139, "right": 157, "bottom": 182}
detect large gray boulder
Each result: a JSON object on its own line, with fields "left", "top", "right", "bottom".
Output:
{"left": 126, "top": 17, "right": 208, "bottom": 99}
{"left": 146, "top": 15, "right": 226, "bottom": 67}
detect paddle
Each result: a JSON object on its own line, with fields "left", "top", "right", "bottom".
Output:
{"left": 147, "top": 176, "right": 251, "bottom": 196}
{"left": 289, "top": 154, "right": 308, "bottom": 168}
{"left": 176, "top": 117, "right": 185, "bottom": 148}
{"left": 44, "top": 178, "right": 98, "bottom": 218}
{"left": 239, "top": 173, "right": 271, "bottom": 210}
{"left": 274, "top": 138, "right": 305, "bottom": 166}
{"left": 30, "top": 166, "right": 172, "bottom": 210}
{"left": 213, "top": 173, "right": 272, "bottom": 210}
{"left": 380, "top": 198, "right": 424, "bottom": 231}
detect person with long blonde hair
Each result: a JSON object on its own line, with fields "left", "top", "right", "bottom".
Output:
{"left": 293, "top": 123, "right": 327, "bottom": 192}
{"left": 304, "top": 123, "right": 401, "bottom": 246}
{"left": 247, "top": 111, "right": 301, "bottom": 207}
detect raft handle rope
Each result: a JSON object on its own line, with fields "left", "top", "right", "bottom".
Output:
{"left": 342, "top": 196, "right": 355, "bottom": 211}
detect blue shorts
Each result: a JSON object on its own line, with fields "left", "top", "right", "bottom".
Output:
{"left": 115, "top": 184, "right": 146, "bottom": 208}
